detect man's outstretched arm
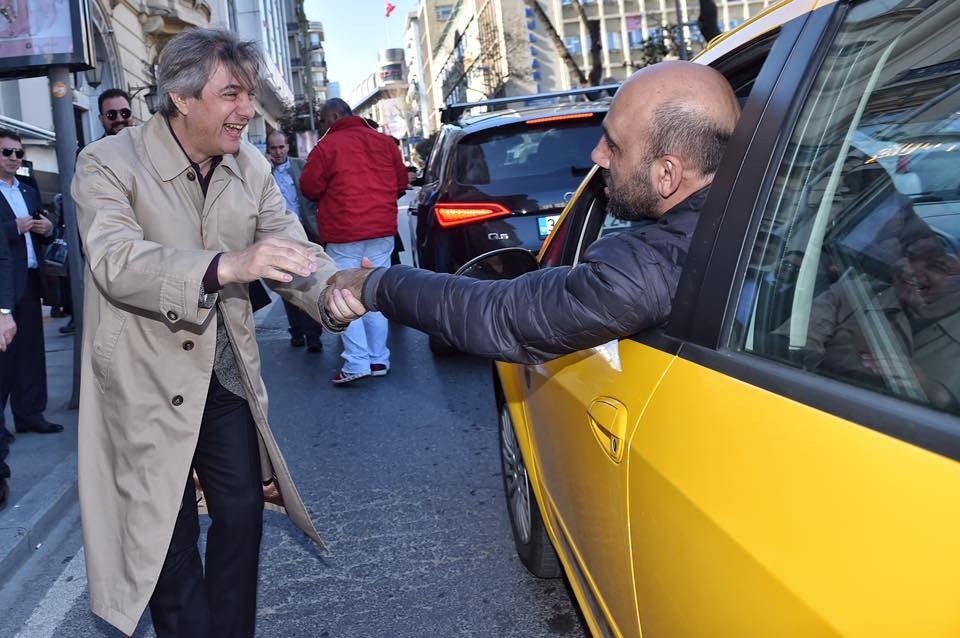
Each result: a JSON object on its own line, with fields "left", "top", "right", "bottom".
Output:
{"left": 327, "top": 232, "right": 677, "bottom": 364}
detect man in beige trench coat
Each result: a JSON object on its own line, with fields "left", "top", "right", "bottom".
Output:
{"left": 71, "top": 29, "right": 343, "bottom": 637}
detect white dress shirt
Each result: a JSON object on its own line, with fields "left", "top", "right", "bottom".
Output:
{"left": 0, "top": 177, "right": 37, "bottom": 268}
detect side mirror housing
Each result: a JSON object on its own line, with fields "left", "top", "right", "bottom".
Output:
{"left": 455, "top": 247, "right": 539, "bottom": 281}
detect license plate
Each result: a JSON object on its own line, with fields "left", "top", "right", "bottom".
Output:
{"left": 538, "top": 214, "right": 560, "bottom": 238}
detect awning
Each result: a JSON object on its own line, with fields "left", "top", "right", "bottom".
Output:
{"left": 0, "top": 114, "right": 55, "bottom": 143}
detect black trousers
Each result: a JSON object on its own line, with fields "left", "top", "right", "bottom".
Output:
{"left": 149, "top": 375, "right": 264, "bottom": 638}
{"left": 0, "top": 269, "right": 48, "bottom": 431}
{"left": 282, "top": 299, "right": 321, "bottom": 339}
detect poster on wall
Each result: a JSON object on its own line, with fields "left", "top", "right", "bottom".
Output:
{"left": 0, "top": 0, "right": 93, "bottom": 79}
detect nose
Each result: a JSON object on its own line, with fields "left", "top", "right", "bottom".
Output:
{"left": 591, "top": 137, "right": 609, "bottom": 168}
{"left": 237, "top": 91, "right": 256, "bottom": 119}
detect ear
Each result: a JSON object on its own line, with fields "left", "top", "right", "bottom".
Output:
{"left": 654, "top": 154, "right": 684, "bottom": 199}
{"left": 169, "top": 92, "right": 190, "bottom": 116}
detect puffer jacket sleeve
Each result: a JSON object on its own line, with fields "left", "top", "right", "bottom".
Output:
{"left": 370, "top": 231, "right": 676, "bottom": 364}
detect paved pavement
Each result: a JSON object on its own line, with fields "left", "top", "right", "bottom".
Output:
{"left": 0, "top": 312, "right": 79, "bottom": 578}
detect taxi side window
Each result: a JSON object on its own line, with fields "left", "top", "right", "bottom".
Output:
{"left": 732, "top": 1, "right": 960, "bottom": 417}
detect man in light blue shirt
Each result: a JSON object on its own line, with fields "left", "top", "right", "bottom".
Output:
{"left": 267, "top": 130, "right": 323, "bottom": 351}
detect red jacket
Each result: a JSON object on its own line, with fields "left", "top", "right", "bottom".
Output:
{"left": 299, "top": 116, "right": 408, "bottom": 244}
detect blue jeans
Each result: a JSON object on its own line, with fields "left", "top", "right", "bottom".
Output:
{"left": 325, "top": 236, "right": 394, "bottom": 374}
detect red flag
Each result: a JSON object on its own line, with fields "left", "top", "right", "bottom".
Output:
{"left": 385, "top": 1, "right": 396, "bottom": 17}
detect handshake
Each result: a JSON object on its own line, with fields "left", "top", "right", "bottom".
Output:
{"left": 215, "top": 238, "right": 378, "bottom": 328}
{"left": 322, "top": 256, "right": 377, "bottom": 325}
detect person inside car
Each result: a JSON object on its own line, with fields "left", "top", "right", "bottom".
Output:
{"left": 321, "top": 60, "right": 742, "bottom": 364}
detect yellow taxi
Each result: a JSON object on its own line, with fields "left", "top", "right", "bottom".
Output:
{"left": 479, "top": 0, "right": 960, "bottom": 635}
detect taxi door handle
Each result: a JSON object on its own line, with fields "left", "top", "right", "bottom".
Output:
{"left": 588, "top": 397, "right": 628, "bottom": 462}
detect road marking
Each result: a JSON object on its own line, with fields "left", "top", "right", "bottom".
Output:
{"left": 15, "top": 547, "right": 156, "bottom": 638}
{"left": 16, "top": 548, "right": 87, "bottom": 638}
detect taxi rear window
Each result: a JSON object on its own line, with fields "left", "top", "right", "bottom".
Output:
{"left": 454, "top": 118, "right": 601, "bottom": 185}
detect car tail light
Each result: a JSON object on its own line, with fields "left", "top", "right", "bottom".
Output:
{"left": 434, "top": 202, "right": 512, "bottom": 228}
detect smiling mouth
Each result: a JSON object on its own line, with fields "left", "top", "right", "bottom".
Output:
{"left": 224, "top": 123, "right": 246, "bottom": 133}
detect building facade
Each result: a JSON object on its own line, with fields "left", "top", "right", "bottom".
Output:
{"left": 0, "top": 0, "right": 301, "bottom": 201}
{"left": 406, "top": 0, "right": 778, "bottom": 133}
{"left": 414, "top": 0, "right": 562, "bottom": 134}
{"left": 350, "top": 48, "right": 411, "bottom": 142}
{"left": 547, "top": 0, "right": 779, "bottom": 85}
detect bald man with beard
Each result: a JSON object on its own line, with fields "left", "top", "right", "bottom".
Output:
{"left": 322, "top": 61, "right": 741, "bottom": 364}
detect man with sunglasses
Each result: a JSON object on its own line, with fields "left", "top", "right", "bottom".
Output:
{"left": 0, "top": 128, "right": 62, "bottom": 450}
{"left": 54, "top": 89, "right": 137, "bottom": 338}
{"left": 98, "top": 88, "right": 135, "bottom": 138}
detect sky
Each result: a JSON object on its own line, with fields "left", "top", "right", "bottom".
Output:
{"left": 305, "top": 0, "right": 420, "bottom": 101}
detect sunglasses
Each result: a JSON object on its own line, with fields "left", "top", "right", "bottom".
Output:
{"left": 105, "top": 108, "right": 132, "bottom": 121}
{"left": 1, "top": 148, "right": 24, "bottom": 158}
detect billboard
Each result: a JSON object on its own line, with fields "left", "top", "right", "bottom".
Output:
{"left": 0, "top": 0, "right": 94, "bottom": 79}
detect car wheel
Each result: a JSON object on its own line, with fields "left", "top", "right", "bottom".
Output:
{"left": 429, "top": 334, "right": 457, "bottom": 356}
{"left": 498, "top": 400, "right": 562, "bottom": 578}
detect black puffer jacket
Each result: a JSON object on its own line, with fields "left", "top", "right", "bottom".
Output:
{"left": 363, "top": 188, "right": 708, "bottom": 364}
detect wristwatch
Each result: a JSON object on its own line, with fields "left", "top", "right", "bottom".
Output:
{"left": 0, "top": 308, "right": 11, "bottom": 315}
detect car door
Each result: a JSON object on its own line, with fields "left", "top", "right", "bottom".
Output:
{"left": 514, "top": 19, "right": 806, "bottom": 636}
{"left": 628, "top": 2, "right": 960, "bottom": 636}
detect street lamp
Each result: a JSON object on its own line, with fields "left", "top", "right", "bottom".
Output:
{"left": 130, "top": 84, "right": 160, "bottom": 114}
{"left": 83, "top": 60, "right": 103, "bottom": 89}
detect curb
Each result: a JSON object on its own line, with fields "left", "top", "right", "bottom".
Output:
{"left": 0, "top": 453, "right": 78, "bottom": 577}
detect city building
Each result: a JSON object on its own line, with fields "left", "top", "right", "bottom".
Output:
{"left": 404, "top": 12, "right": 431, "bottom": 142}
{"left": 406, "top": 0, "right": 778, "bottom": 133}
{"left": 0, "top": 0, "right": 303, "bottom": 200}
{"left": 350, "top": 48, "right": 411, "bottom": 142}
{"left": 286, "top": 2, "right": 329, "bottom": 152}
{"left": 546, "top": 0, "right": 780, "bottom": 85}
{"left": 414, "top": 0, "right": 558, "bottom": 133}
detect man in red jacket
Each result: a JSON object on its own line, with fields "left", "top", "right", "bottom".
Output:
{"left": 300, "top": 98, "right": 408, "bottom": 384}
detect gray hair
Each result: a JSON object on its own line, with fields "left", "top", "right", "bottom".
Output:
{"left": 156, "top": 27, "right": 263, "bottom": 117}
{"left": 320, "top": 98, "right": 352, "bottom": 118}
{"left": 646, "top": 101, "right": 733, "bottom": 177}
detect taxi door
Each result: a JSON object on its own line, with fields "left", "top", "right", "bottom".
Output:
{"left": 522, "top": 336, "right": 675, "bottom": 636}
{"left": 627, "top": 1, "right": 960, "bottom": 635}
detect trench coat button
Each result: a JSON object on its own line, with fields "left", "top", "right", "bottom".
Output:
{"left": 166, "top": 310, "right": 178, "bottom": 321}
{"left": 182, "top": 340, "right": 194, "bottom": 351}
{"left": 172, "top": 395, "right": 184, "bottom": 406}
{"left": 186, "top": 171, "right": 196, "bottom": 181}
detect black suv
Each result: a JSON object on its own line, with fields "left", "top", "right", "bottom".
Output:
{"left": 409, "top": 88, "right": 613, "bottom": 276}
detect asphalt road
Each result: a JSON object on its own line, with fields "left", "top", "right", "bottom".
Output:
{"left": 0, "top": 301, "right": 586, "bottom": 638}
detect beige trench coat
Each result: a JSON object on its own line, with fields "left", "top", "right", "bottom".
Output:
{"left": 70, "top": 114, "right": 337, "bottom": 635}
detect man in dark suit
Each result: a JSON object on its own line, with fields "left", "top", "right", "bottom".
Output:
{"left": 0, "top": 222, "right": 17, "bottom": 508}
{"left": 0, "top": 128, "right": 62, "bottom": 441}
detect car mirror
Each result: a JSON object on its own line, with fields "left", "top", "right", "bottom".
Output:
{"left": 455, "top": 247, "right": 539, "bottom": 281}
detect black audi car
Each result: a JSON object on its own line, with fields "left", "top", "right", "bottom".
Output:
{"left": 409, "top": 89, "right": 613, "bottom": 277}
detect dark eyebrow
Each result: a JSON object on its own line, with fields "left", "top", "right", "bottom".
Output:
{"left": 218, "top": 83, "right": 248, "bottom": 94}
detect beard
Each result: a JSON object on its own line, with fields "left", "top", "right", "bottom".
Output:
{"left": 603, "top": 161, "right": 661, "bottom": 221}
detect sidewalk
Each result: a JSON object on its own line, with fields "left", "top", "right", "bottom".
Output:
{"left": 0, "top": 312, "right": 80, "bottom": 577}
